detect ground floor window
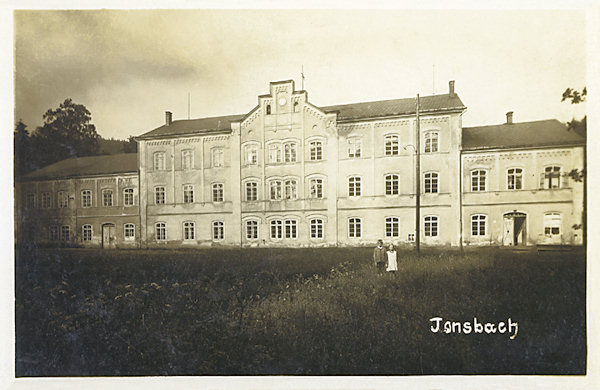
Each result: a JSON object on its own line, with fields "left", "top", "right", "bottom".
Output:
{"left": 544, "top": 213, "right": 561, "bottom": 236}
{"left": 385, "top": 217, "right": 399, "bottom": 238}
{"left": 471, "top": 214, "right": 487, "bottom": 236}
{"left": 348, "top": 218, "right": 362, "bottom": 238}
{"left": 212, "top": 221, "right": 224, "bottom": 240}
{"left": 124, "top": 223, "right": 135, "bottom": 239}
{"left": 424, "top": 216, "right": 438, "bottom": 237}
{"left": 60, "top": 225, "right": 70, "bottom": 241}
{"left": 270, "top": 220, "right": 283, "bottom": 239}
{"left": 49, "top": 225, "right": 59, "bottom": 241}
{"left": 246, "top": 220, "right": 259, "bottom": 240}
{"left": 285, "top": 219, "right": 297, "bottom": 239}
{"left": 183, "top": 221, "right": 195, "bottom": 240}
{"left": 310, "top": 219, "right": 324, "bottom": 239}
{"left": 155, "top": 222, "right": 166, "bottom": 241}
{"left": 82, "top": 224, "right": 92, "bottom": 241}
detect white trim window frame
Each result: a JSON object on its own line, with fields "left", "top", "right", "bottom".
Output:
{"left": 284, "top": 178, "right": 298, "bottom": 200}
{"left": 284, "top": 141, "right": 297, "bottom": 163}
{"left": 212, "top": 183, "right": 224, "bottom": 202}
{"left": 424, "top": 172, "right": 439, "bottom": 193}
{"left": 284, "top": 219, "right": 298, "bottom": 239}
{"left": 347, "top": 137, "right": 362, "bottom": 158}
{"left": 507, "top": 168, "right": 523, "bottom": 190}
{"left": 155, "top": 222, "right": 167, "bottom": 241}
{"left": 269, "top": 179, "right": 283, "bottom": 201}
{"left": 245, "top": 219, "right": 259, "bottom": 240}
{"left": 544, "top": 212, "right": 562, "bottom": 236}
{"left": 348, "top": 217, "right": 362, "bottom": 238}
{"left": 183, "top": 221, "right": 196, "bottom": 241}
{"left": 471, "top": 214, "right": 487, "bottom": 236}
{"left": 309, "top": 177, "right": 324, "bottom": 199}
{"left": 309, "top": 140, "right": 323, "bottom": 161}
{"left": 268, "top": 142, "right": 283, "bottom": 164}
{"left": 385, "top": 216, "right": 400, "bottom": 238}
{"left": 212, "top": 148, "right": 225, "bottom": 168}
{"left": 82, "top": 224, "right": 93, "bottom": 242}
{"left": 212, "top": 221, "right": 225, "bottom": 241}
{"left": 155, "top": 186, "right": 166, "bottom": 205}
{"left": 102, "top": 189, "right": 113, "bottom": 207}
{"left": 81, "top": 190, "right": 92, "bottom": 208}
{"left": 124, "top": 223, "right": 135, "bottom": 240}
{"left": 471, "top": 169, "right": 487, "bottom": 192}
{"left": 424, "top": 216, "right": 439, "bottom": 237}
{"left": 544, "top": 166, "right": 561, "bottom": 189}
{"left": 309, "top": 218, "right": 324, "bottom": 239}
{"left": 424, "top": 131, "right": 439, "bottom": 153}
{"left": 384, "top": 134, "right": 399, "bottom": 156}
{"left": 245, "top": 180, "right": 259, "bottom": 201}
{"left": 348, "top": 176, "right": 362, "bottom": 197}
{"left": 183, "top": 184, "right": 194, "bottom": 203}
{"left": 385, "top": 174, "right": 399, "bottom": 195}
{"left": 244, "top": 144, "right": 258, "bottom": 165}
{"left": 270, "top": 219, "right": 283, "bottom": 240}
{"left": 123, "top": 188, "right": 135, "bottom": 206}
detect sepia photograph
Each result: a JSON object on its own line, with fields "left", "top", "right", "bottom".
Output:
{"left": 5, "top": 2, "right": 599, "bottom": 389}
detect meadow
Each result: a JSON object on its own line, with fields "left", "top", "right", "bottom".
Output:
{"left": 15, "top": 245, "right": 586, "bottom": 376}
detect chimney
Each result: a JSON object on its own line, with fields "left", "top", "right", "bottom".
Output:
{"left": 506, "top": 111, "right": 513, "bottom": 124}
{"left": 165, "top": 111, "right": 172, "bottom": 126}
{"left": 449, "top": 80, "right": 455, "bottom": 97}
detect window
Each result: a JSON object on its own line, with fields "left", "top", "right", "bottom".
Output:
{"left": 285, "top": 220, "right": 297, "bottom": 239}
{"left": 82, "top": 225, "right": 92, "bottom": 242}
{"left": 268, "top": 143, "right": 282, "bottom": 164}
{"left": 270, "top": 180, "right": 283, "bottom": 200}
{"left": 284, "top": 179, "right": 297, "bottom": 200}
{"left": 270, "top": 220, "right": 283, "bottom": 239}
{"left": 155, "top": 186, "right": 166, "bottom": 204}
{"left": 284, "top": 142, "right": 297, "bottom": 163}
{"left": 245, "top": 145, "right": 258, "bottom": 165}
{"left": 182, "top": 149, "right": 193, "bottom": 170}
{"left": 124, "top": 223, "right": 135, "bottom": 239}
{"left": 293, "top": 101, "right": 299, "bottom": 112}
{"left": 213, "top": 221, "right": 224, "bottom": 240}
{"left": 544, "top": 166, "right": 561, "bottom": 189}
{"left": 310, "top": 219, "right": 324, "bottom": 239}
{"left": 424, "top": 172, "right": 439, "bottom": 193}
{"left": 183, "top": 221, "right": 195, "bottom": 240}
{"left": 385, "top": 217, "right": 400, "bottom": 238}
{"left": 60, "top": 225, "right": 70, "bottom": 241}
{"left": 348, "top": 176, "right": 361, "bottom": 197}
{"left": 544, "top": 213, "right": 561, "bottom": 236}
{"left": 58, "top": 191, "right": 69, "bottom": 208}
{"left": 348, "top": 137, "right": 362, "bottom": 158}
{"left": 212, "top": 183, "right": 224, "bottom": 202}
{"left": 471, "top": 170, "right": 486, "bottom": 192}
{"left": 49, "top": 225, "right": 59, "bottom": 241}
{"left": 102, "top": 189, "right": 113, "bottom": 207}
{"left": 471, "top": 214, "right": 487, "bottom": 236}
{"left": 348, "top": 218, "right": 362, "bottom": 238}
{"left": 310, "top": 178, "right": 323, "bottom": 199}
{"left": 123, "top": 188, "right": 134, "bottom": 206}
{"left": 385, "top": 134, "right": 399, "bottom": 156}
{"left": 153, "top": 152, "right": 165, "bottom": 170}
{"left": 81, "top": 190, "right": 92, "bottom": 208}
{"left": 385, "top": 174, "right": 399, "bottom": 195}
{"left": 245, "top": 181, "right": 258, "bottom": 201}
{"left": 246, "top": 220, "right": 259, "bottom": 240}
{"left": 266, "top": 104, "right": 271, "bottom": 115}
{"left": 41, "top": 192, "right": 52, "bottom": 209}
{"left": 424, "top": 132, "right": 439, "bottom": 153}
{"left": 212, "top": 148, "right": 224, "bottom": 167}
{"left": 183, "top": 184, "right": 194, "bottom": 203}
{"left": 309, "top": 141, "right": 323, "bottom": 161}
{"left": 26, "top": 192, "right": 35, "bottom": 209}
{"left": 424, "top": 216, "right": 438, "bottom": 237}
{"left": 507, "top": 168, "right": 523, "bottom": 190}
{"left": 155, "top": 222, "right": 166, "bottom": 241}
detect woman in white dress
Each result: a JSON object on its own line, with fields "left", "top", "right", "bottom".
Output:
{"left": 386, "top": 243, "right": 398, "bottom": 275}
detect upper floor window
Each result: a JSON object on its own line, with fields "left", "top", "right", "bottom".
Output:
{"left": 57, "top": 191, "right": 69, "bottom": 208}
{"left": 41, "top": 192, "right": 52, "bottom": 209}
{"left": 153, "top": 151, "right": 165, "bottom": 171}
{"left": 424, "top": 172, "right": 439, "bottom": 193}
{"left": 310, "top": 218, "right": 324, "bottom": 239}
{"left": 309, "top": 141, "right": 323, "bottom": 161}
{"left": 268, "top": 143, "right": 282, "bottom": 164}
{"left": 507, "top": 168, "right": 523, "bottom": 190}
{"left": 123, "top": 188, "right": 134, "bottom": 206}
{"left": 269, "top": 180, "right": 283, "bottom": 200}
{"left": 424, "top": 132, "right": 439, "bottom": 153}
{"left": 471, "top": 214, "right": 487, "bottom": 236}
{"left": 348, "top": 176, "right": 361, "bottom": 197}
{"left": 347, "top": 137, "right": 362, "bottom": 158}
{"left": 385, "top": 174, "right": 399, "bottom": 195}
{"left": 385, "top": 217, "right": 400, "bottom": 238}
{"left": 124, "top": 223, "right": 135, "bottom": 239}
{"left": 245, "top": 181, "right": 258, "bottom": 201}
{"left": 246, "top": 220, "right": 259, "bottom": 240}
{"left": 155, "top": 222, "right": 166, "bottom": 241}
{"left": 182, "top": 149, "right": 194, "bottom": 170}
{"left": 424, "top": 216, "right": 438, "bottom": 237}
{"left": 385, "top": 134, "right": 399, "bottom": 156}
{"left": 212, "top": 148, "right": 224, "bottom": 167}
{"left": 543, "top": 166, "right": 561, "bottom": 189}
{"left": 284, "top": 179, "right": 298, "bottom": 200}
{"left": 310, "top": 178, "right": 323, "bottom": 199}
{"left": 183, "top": 221, "right": 195, "bottom": 240}
{"left": 183, "top": 184, "right": 194, "bottom": 203}
{"left": 284, "top": 142, "right": 297, "bottom": 163}
{"left": 348, "top": 218, "right": 362, "bottom": 238}
{"left": 81, "top": 190, "right": 92, "bottom": 208}
{"left": 544, "top": 213, "right": 561, "bottom": 236}
{"left": 212, "top": 183, "right": 224, "bottom": 202}
{"left": 155, "top": 186, "right": 166, "bottom": 205}
{"left": 102, "top": 189, "right": 113, "bottom": 207}
{"left": 471, "top": 170, "right": 486, "bottom": 192}
{"left": 245, "top": 145, "right": 258, "bottom": 165}
{"left": 26, "top": 192, "right": 35, "bottom": 209}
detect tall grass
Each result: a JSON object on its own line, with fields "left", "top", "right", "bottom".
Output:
{"left": 15, "top": 246, "right": 585, "bottom": 375}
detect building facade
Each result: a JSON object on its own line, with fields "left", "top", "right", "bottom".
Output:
{"left": 15, "top": 80, "right": 585, "bottom": 248}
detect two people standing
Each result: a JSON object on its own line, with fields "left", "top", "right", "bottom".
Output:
{"left": 373, "top": 239, "right": 398, "bottom": 275}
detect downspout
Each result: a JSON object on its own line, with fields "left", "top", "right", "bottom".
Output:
{"left": 459, "top": 149, "right": 463, "bottom": 251}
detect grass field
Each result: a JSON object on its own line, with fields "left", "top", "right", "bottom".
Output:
{"left": 15, "top": 245, "right": 586, "bottom": 376}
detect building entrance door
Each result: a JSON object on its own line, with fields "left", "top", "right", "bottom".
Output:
{"left": 102, "top": 223, "right": 116, "bottom": 249}
{"left": 502, "top": 212, "right": 527, "bottom": 246}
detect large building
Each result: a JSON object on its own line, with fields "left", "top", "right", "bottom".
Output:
{"left": 15, "top": 80, "right": 585, "bottom": 248}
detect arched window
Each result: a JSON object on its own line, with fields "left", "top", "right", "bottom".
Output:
{"left": 284, "top": 179, "right": 298, "bottom": 200}
{"left": 293, "top": 101, "right": 299, "bottom": 112}
{"left": 309, "top": 140, "right": 323, "bottom": 161}
{"left": 183, "top": 184, "right": 194, "bottom": 203}
{"left": 246, "top": 220, "right": 259, "bottom": 240}
{"left": 284, "top": 142, "right": 297, "bottom": 163}
{"left": 81, "top": 190, "right": 92, "bottom": 208}
{"left": 155, "top": 222, "right": 166, "bottom": 241}
{"left": 269, "top": 180, "right": 283, "bottom": 200}
{"left": 270, "top": 219, "right": 283, "bottom": 239}
{"left": 123, "top": 188, "right": 134, "bottom": 206}
{"left": 212, "top": 221, "right": 224, "bottom": 240}
{"left": 471, "top": 214, "right": 486, "bottom": 236}
{"left": 82, "top": 225, "right": 92, "bottom": 241}
{"left": 385, "top": 134, "right": 399, "bottom": 156}
{"left": 309, "top": 178, "right": 324, "bottom": 199}
{"left": 285, "top": 219, "right": 297, "bottom": 239}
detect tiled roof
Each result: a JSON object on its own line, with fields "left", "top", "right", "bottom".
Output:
{"left": 22, "top": 153, "right": 138, "bottom": 181}
{"left": 321, "top": 93, "right": 465, "bottom": 121}
{"left": 462, "top": 119, "right": 585, "bottom": 150}
{"left": 137, "top": 93, "right": 465, "bottom": 139}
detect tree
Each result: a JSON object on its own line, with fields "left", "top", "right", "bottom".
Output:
{"left": 123, "top": 135, "right": 138, "bottom": 153}
{"left": 31, "top": 99, "right": 100, "bottom": 168}
{"left": 14, "top": 120, "right": 32, "bottom": 177}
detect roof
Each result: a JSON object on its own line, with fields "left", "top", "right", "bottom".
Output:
{"left": 22, "top": 153, "right": 138, "bottom": 181}
{"left": 136, "top": 93, "right": 465, "bottom": 139}
{"left": 462, "top": 119, "right": 585, "bottom": 151}
{"left": 321, "top": 93, "right": 465, "bottom": 121}
{"left": 137, "top": 114, "right": 245, "bottom": 140}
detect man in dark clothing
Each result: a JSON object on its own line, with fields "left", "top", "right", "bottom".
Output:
{"left": 373, "top": 239, "right": 386, "bottom": 275}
